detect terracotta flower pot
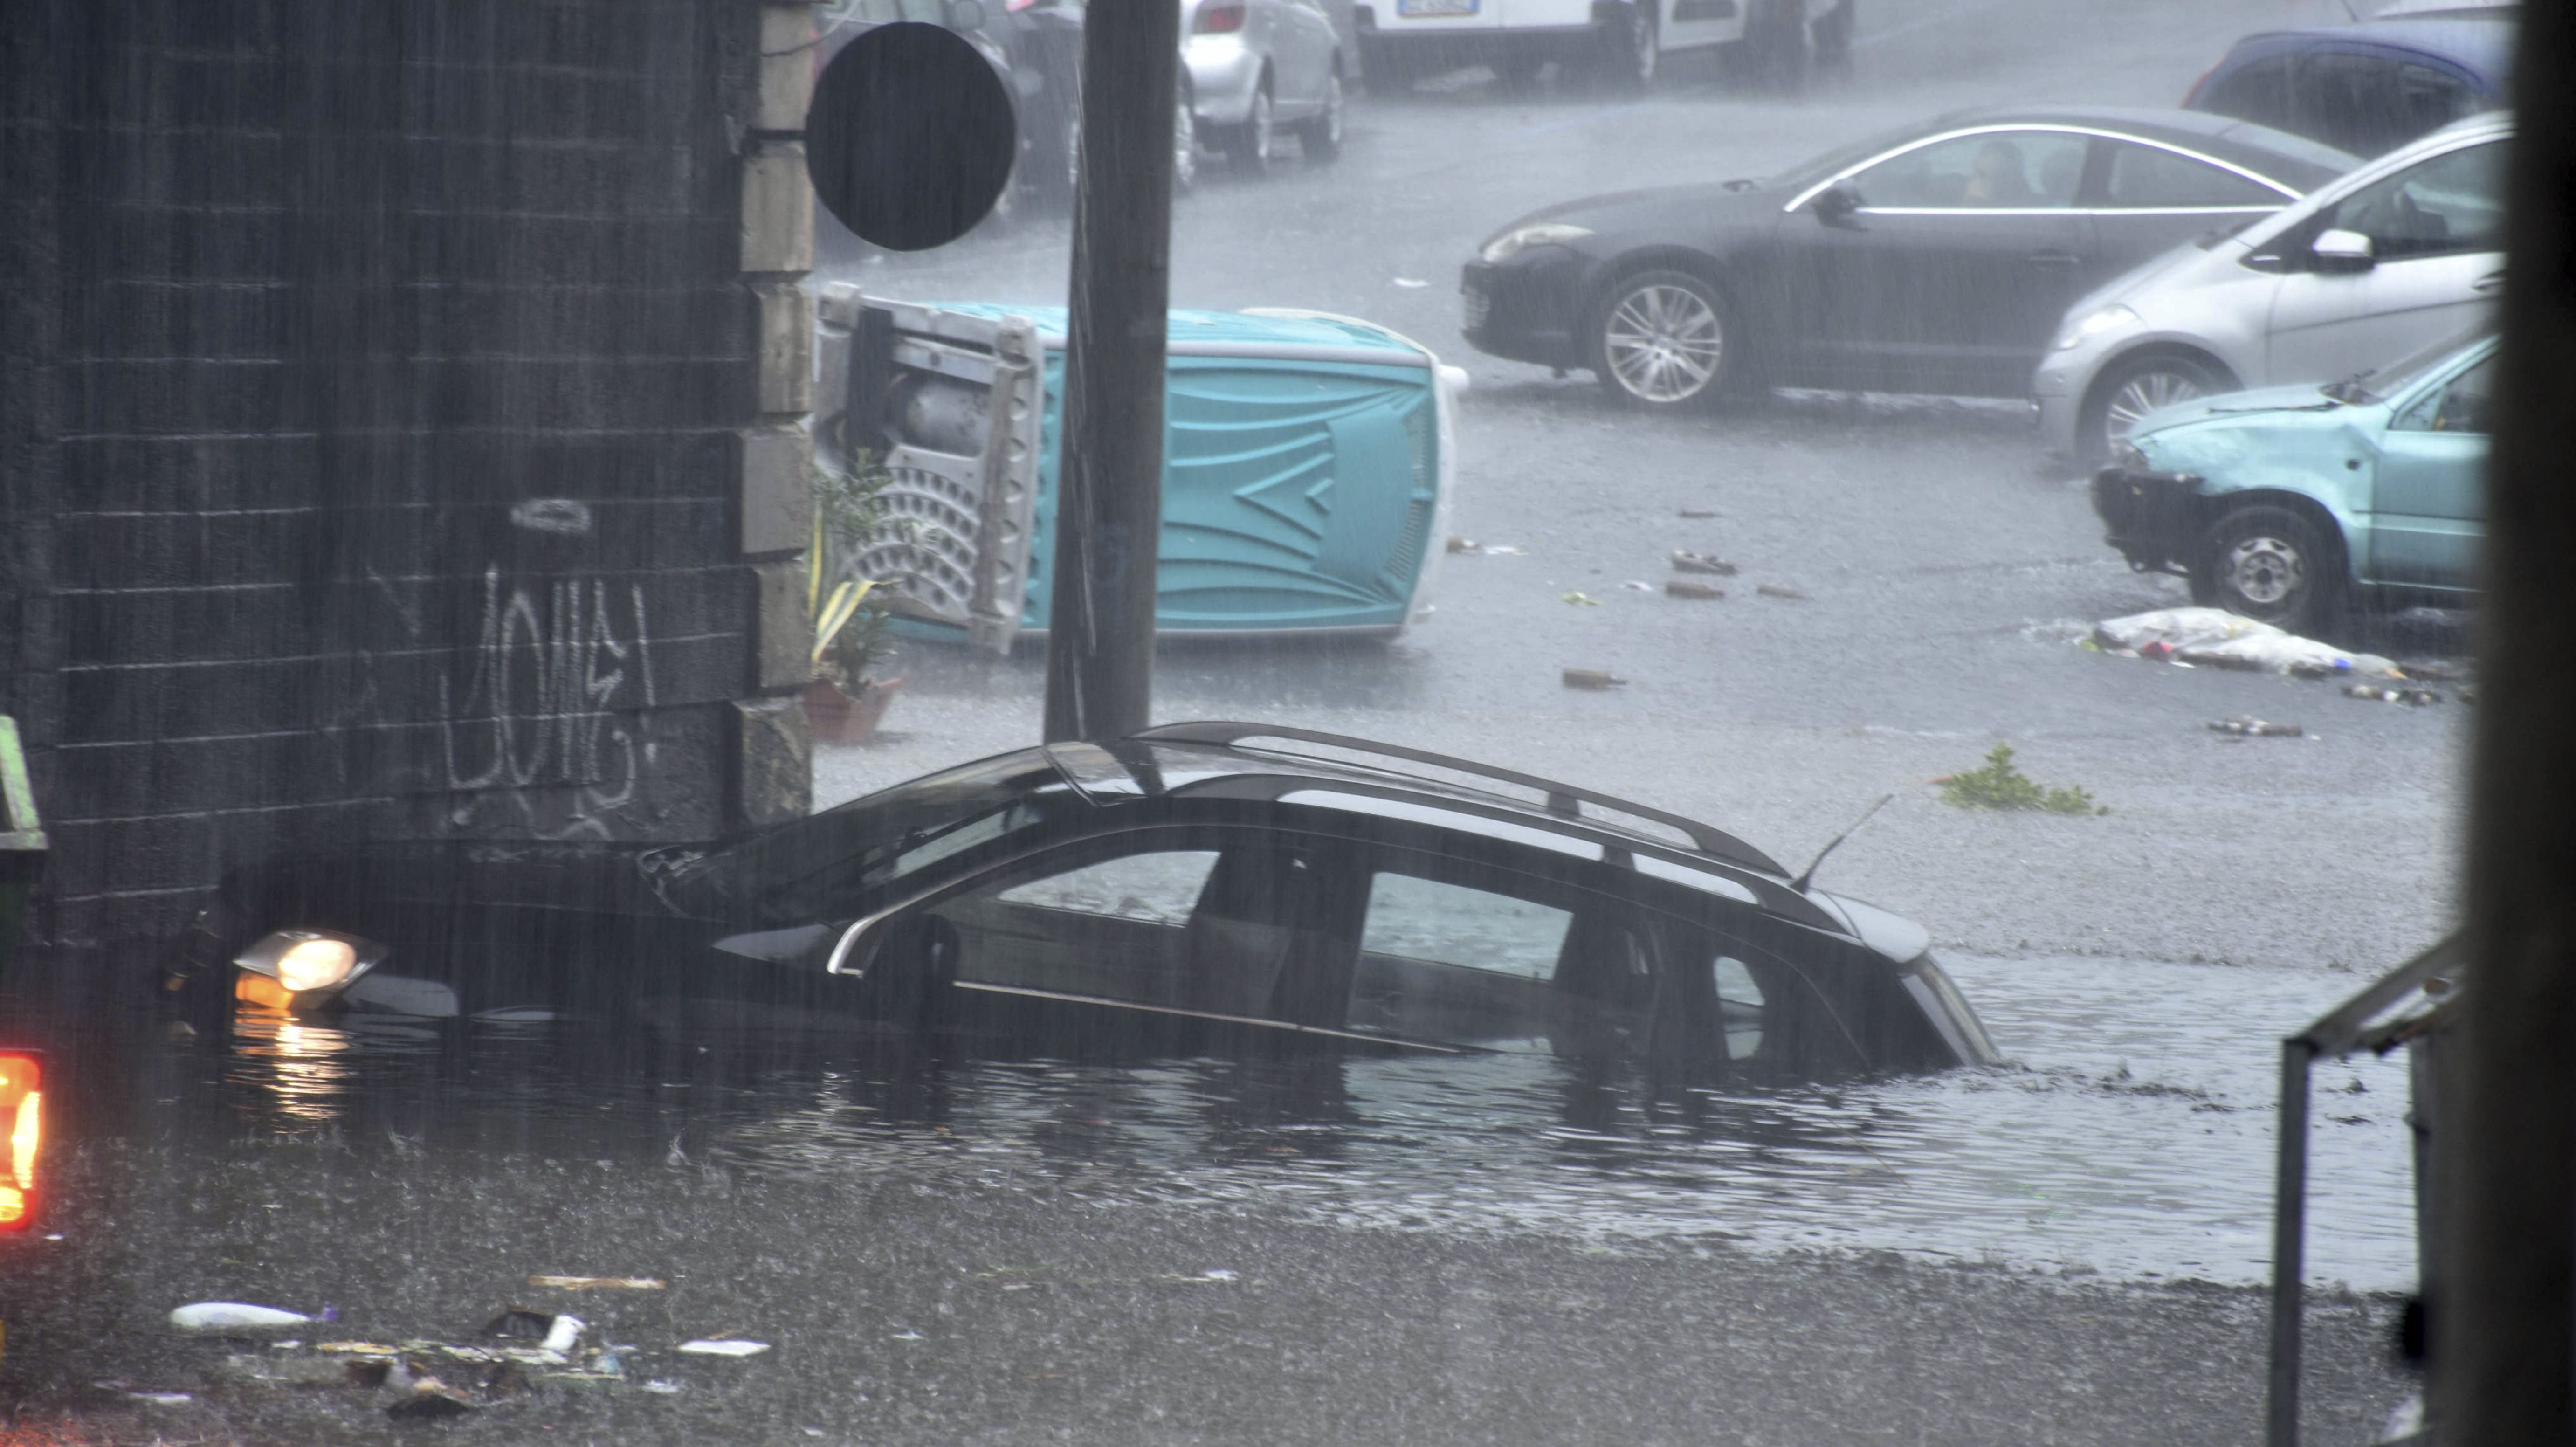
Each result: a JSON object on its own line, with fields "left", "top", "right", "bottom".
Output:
{"left": 803, "top": 675, "right": 905, "bottom": 745}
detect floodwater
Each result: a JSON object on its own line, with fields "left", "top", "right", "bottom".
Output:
{"left": 177, "top": 952, "right": 2415, "bottom": 1294}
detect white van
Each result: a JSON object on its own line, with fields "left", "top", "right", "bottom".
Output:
{"left": 1352, "top": 0, "right": 1848, "bottom": 92}
{"left": 2034, "top": 110, "right": 2507, "bottom": 463}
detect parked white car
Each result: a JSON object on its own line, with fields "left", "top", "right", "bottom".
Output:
{"left": 2034, "top": 110, "right": 2507, "bottom": 463}
{"left": 1182, "top": 0, "right": 1354, "bottom": 172}
{"left": 1353, "top": 0, "right": 1849, "bottom": 93}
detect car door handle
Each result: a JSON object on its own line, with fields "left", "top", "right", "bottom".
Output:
{"left": 2473, "top": 271, "right": 2506, "bottom": 294}
{"left": 2024, "top": 251, "right": 2081, "bottom": 268}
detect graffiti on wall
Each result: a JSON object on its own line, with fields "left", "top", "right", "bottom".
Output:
{"left": 437, "top": 565, "right": 661, "bottom": 839}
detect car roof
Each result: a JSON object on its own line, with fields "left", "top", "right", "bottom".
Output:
{"left": 2214, "top": 15, "right": 2515, "bottom": 81}
{"left": 1919, "top": 105, "right": 2361, "bottom": 188}
{"left": 1034, "top": 723, "right": 1860, "bottom": 937}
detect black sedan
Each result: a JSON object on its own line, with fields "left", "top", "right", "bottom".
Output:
{"left": 183, "top": 723, "right": 1997, "bottom": 1084}
{"left": 1460, "top": 106, "right": 2357, "bottom": 408}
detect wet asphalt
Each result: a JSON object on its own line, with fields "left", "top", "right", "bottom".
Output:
{"left": 1, "top": 0, "right": 2445, "bottom": 1440}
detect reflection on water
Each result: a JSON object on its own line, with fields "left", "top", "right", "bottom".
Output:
{"left": 185, "top": 954, "right": 2417, "bottom": 1290}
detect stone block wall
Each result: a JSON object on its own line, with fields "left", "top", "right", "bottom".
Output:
{"left": 0, "top": 0, "right": 819, "bottom": 952}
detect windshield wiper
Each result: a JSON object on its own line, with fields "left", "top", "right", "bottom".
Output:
{"left": 2319, "top": 369, "right": 2378, "bottom": 404}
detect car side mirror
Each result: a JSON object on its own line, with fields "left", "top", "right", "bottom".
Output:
{"left": 1810, "top": 186, "right": 1862, "bottom": 229}
{"left": 826, "top": 913, "right": 892, "bottom": 978}
{"left": 2312, "top": 228, "right": 2376, "bottom": 274}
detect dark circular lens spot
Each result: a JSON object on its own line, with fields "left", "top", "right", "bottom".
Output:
{"left": 806, "top": 23, "right": 1017, "bottom": 252}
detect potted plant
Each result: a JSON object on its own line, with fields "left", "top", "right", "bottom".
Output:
{"left": 802, "top": 453, "right": 907, "bottom": 745}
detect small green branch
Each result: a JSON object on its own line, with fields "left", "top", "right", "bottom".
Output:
{"left": 1938, "top": 744, "right": 2108, "bottom": 816}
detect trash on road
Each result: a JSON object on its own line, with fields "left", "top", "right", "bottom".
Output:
{"left": 1756, "top": 584, "right": 1809, "bottom": 601}
{"left": 170, "top": 1302, "right": 311, "bottom": 1333}
{"left": 2209, "top": 717, "right": 2303, "bottom": 737}
{"left": 1561, "top": 668, "right": 1626, "bottom": 690}
{"left": 1445, "top": 535, "right": 1474, "bottom": 553}
{"left": 1392, "top": 277, "right": 1430, "bottom": 288}
{"left": 1621, "top": 580, "right": 1653, "bottom": 592}
{"left": 1678, "top": 508, "right": 1718, "bottom": 519}
{"left": 1665, "top": 580, "right": 1724, "bottom": 600}
{"left": 528, "top": 1275, "right": 666, "bottom": 1291}
{"left": 675, "top": 1338, "right": 771, "bottom": 1357}
{"left": 386, "top": 1380, "right": 478, "bottom": 1420}
{"left": 2344, "top": 683, "right": 2442, "bottom": 706}
{"left": 1669, "top": 550, "right": 1736, "bottom": 576}
{"left": 1559, "top": 591, "right": 1599, "bottom": 606}
{"left": 2093, "top": 608, "right": 2404, "bottom": 679}
{"left": 1482, "top": 544, "right": 1525, "bottom": 556}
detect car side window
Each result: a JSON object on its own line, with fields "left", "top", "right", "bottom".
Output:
{"left": 994, "top": 850, "right": 1221, "bottom": 926}
{"left": 2395, "top": 63, "right": 2479, "bottom": 142}
{"left": 1359, "top": 871, "right": 1571, "bottom": 980}
{"left": 2300, "top": 52, "right": 2408, "bottom": 157}
{"left": 2315, "top": 142, "right": 2505, "bottom": 262}
{"left": 1713, "top": 955, "right": 1765, "bottom": 1060}
{"left": 2394, "top": 355, "right": 2495, "bottom": 434}
{"left": 2199, "top": 55, "right": 2300, "bottom": 137}
{"left": 1845, "top": 131, "right": 2087, "bottom": 211}
{"left": 2101, "top": 144, "right": 2280, "bottom": 210}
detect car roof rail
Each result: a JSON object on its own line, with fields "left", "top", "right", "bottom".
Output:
{"left": 1131, "top": 720, "right": 1786, "bottom": 876}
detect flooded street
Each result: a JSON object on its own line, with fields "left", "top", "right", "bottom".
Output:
{"left": 0, "top": 0, "right": 2473, "bottom": 1439}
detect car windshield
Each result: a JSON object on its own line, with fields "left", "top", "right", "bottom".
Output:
{"left": 661, "top": 749, "right": 1068, "bottom": 923}
{"left": 2323, "top": 321, "right": 2497, "bottom": 402}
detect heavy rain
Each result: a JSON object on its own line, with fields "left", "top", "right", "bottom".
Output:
{"left": 2, "top": 0, "right": 2539, "bottom": 1441}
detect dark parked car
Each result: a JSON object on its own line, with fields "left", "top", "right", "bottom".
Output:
{"left": 186, "top": 724, "right": 1997, "bottom": 1083}
{"left": 1460, "top": 106, "right": 2356, "bottom": 409}
{"left": 2183, "top": 12, "right": 2510, "bottom": 159}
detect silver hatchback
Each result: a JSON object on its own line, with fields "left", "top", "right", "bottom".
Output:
{"left": 1181, "top": 0, "right": 1353, "bottom": 172}
{"left": 2033, "top": 111, "right": 2507, "bottom": 464}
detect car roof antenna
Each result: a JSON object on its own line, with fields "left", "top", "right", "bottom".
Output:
{"left": 1790, "top": 793, "right": 1895, "bottom": 894}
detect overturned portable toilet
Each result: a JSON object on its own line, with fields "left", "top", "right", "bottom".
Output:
{"left": 814, "top": 286, "right": 1466, "bottom": 651}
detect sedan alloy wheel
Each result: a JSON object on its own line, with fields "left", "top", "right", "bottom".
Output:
{"left": 2085, "top": 352, "right": 2228, "bottom": 463}
{"left": 1595, "top": 271, "right": 1727, "bottom": 406}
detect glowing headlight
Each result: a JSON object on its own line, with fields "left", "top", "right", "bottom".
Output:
{"left": 234, "top": 928, "right": 385, "bottom": 1010}
{"left": 1479, "top": 221, "right": 1593, "bottom": 264}
{"left": 2052, "top": 303, "right": 2138, "bottom": 352}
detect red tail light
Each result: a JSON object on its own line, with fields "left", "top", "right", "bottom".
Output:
{"left": 1194, "top": 1, "right": 1246, "bottom": 34}
{"left": 0, "top": 1053, "right": 39, "bottom": 1232}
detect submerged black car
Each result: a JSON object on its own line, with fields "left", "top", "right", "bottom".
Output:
{"left": 185, "top": 724, "right": 1997, "bottom": 1082}
{"left": 1460, "top": 105, "right": 2356, "bottom": 408}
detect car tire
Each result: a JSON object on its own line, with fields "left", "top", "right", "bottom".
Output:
{"left": 1739, "top": 0, "right": 1809, "bottom": 90}
{"left": 1296, "top": 69, "right": 1345, "bottom": 162}
{"left": 2081, "top": 351, "right": 2232, "bottom": 465}
{"left": 1591, "top": 2, "right": 1657, "bottom": 92}
{"left": 1495, "top": 51, "right": 1545, "bottom": 89}
{"left": 1173, "top": 88, "right": 1200, "bottom": 193}
{"left": 1222, "top": 81, "right": 1276, "bottom": 174}
{"left": 2201, "top": 504, "right": 2345, "bottom": 638}
{"left": 1360, "top": 42, "right": 1415, "bottom": 95}
{"left": 1590, "top": 269, "right": 1736, "bottom": 408}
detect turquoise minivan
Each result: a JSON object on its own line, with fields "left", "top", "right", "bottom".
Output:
{"left": 815, "top": 288, "right": 1466, "bottom": 648}
{"left": 2090, "top": 326, "right": 2491, "bottom": 636}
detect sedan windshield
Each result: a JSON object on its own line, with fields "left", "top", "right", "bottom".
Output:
{"left": 663, "top": 749, "right": 1068, "bottom": 923}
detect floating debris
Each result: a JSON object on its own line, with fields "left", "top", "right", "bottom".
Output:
{"left": 1665, "top": 580, "right": 1724, "bottom": 600}
{"left": 1391, "top": 277, "right": 1430, "bottom": 288}
{"left": 1678, "top": 508, "right": 1718, "bottom": 519}
{"left": 1620, "top": 580, "right": 1653, "bottom": 592}
{"left": 528, "top": 1276, "right": 666, "bottom": 1291}
{"left": 1669, "top": 550, "right": 1736, "bottom": 576}
{"left": 676, "top": 1339, "right": 771, "bottom": 1357}
{"left": 1482, "top": 544, "right": 1526, "bottom": 556}
{"left": 1561, "top": 668, "right": 1626, "bottom": 690}
{"left": 1444, "top": 536, "right": 1475, "bottom": 553}
{"left": 2345, "top": 683, "right": 2441, "bottom": 706}
{"left": 1558, "top": 591, "right": 1600, "bottom": 606}
{"left": 2209, "top": 717, "right": 2303, "bottom": 738}
{"left": 171, "top": 1302, "right": 311, "bottom": 1333}
{"left": 386, "top": 1382, "right": 477, "bottom": 1421}
{"left": 1756, "top": 584, "right": 1809, "bottom": 601}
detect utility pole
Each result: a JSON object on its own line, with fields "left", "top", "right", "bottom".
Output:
{"left": 2434, "top": 0, "right": 2576, "bottom": 1434}
{"left": 1043, "top": 0, "right": 1179, "bottom": 743}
